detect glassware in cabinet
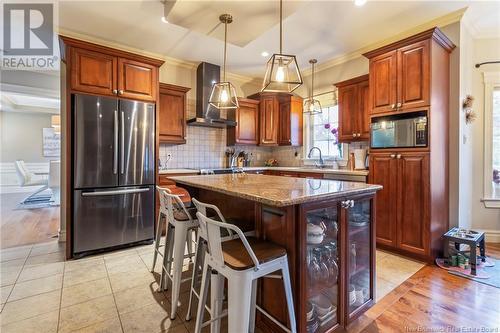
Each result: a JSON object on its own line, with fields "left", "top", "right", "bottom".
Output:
{"left": 345, "top": 198, "right": 373, "bottom": 318}
{"left": 305, "top": 206, "right": 340, "bottom": 333}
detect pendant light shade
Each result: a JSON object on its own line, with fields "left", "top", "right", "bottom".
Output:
{"left": 262, "top": 0, "right": 303, "bottom": 93}
{"left": 209, "top": 14, "right": 239, "bottom": 110}
{"left": 303, "top": 59, "right": 322, "bottom": 115}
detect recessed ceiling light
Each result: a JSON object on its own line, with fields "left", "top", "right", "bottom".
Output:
{"left": 161, "top": 16, "right": 169, "bottom": 24}
{"left": 261, "top": 51, "right": 269, "bottom": 57}
{"left": 354, "top": 0, "right": 367, "bottom": 6}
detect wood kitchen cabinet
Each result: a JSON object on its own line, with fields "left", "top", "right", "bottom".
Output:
{"left": 335, "top": 74, "right": 370, "bottom": 142}
{"left": 227, "top": 98, "right": 260, "bottom": 145}
{"left": 62, "top": 36, "right": 162, "bottom": 102}
{"left": 364, "top": 28, "right": 450, "bottom": 115}
{"left": 365, "top": 28, "right": 454, "bottom": 262}
{"left": 158, "top": 83, "right": 190, "bottom": 144}
{"left": 369, "top": 151, "right": 431, "bottom": 259}
{"left": 278, "top": 95, "right": 303, "bottom": 146}
{"left": 248, "top": 92, "right": 303, "bottom": 147}
{"left": 259, "top": 94, "right": 280, "bottom": 146}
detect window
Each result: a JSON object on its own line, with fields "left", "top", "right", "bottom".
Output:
{"left": 482, "top": 72, "right": 500, "bottom": 207}
{"left": 305, "top": 105, "right": 344, "bottom": 160}
{"left": 492, "top": 89, "right": 500, "bottom": 194}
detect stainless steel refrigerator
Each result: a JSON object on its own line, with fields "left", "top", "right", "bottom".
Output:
{"left": 73, "top": 94, "right": 155, "bottom": 256}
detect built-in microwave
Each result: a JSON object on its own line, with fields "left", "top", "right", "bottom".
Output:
{"left": 370, "top": 112, "right": 428, "bottom": 149}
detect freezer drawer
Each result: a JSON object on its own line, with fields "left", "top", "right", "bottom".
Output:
{"left": 73, "top": 186, "right": 155, "bottom": 254}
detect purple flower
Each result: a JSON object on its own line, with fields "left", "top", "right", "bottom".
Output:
{"left": 324, "top": 123, "right": 331, "bottom": 129}
{"left": 331, "top": 128, "right": 338, "bottom": 135}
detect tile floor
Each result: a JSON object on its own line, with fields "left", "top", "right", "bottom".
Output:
{"left": 0, "top": 240, "right": 425, "bottom": 333}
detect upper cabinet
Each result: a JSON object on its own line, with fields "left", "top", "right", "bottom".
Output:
{"left": 364, "top": 28, "right": 452, "bottom": 115}
{"left": 60, "top": 36, "right": 164, "bottom": 102}
{"left": 248, "top": 92, "right": 303, "bottom": 147}
{"left": 335, "top": 74, "right": 370, "bottom": 142}
{"left": 227, "top": 98, "right": 260, "bottom": 146}
{"left": 158, "top": 83, "right": 190, "bottom": 144}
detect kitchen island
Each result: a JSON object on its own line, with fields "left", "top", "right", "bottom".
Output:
{"left": 170, "top": 173, "right": 381, "bottom": 333}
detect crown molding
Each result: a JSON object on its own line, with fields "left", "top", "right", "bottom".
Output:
{"left": 301, "top": 7, "right": 467, "bottom": 77}
{"left": 56, "top": 27, "right": 259, "bottom": 84}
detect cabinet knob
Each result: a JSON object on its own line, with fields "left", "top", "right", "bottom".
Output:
{"left": 357, "top": 133, "right": 361, "bottom": 137}
{"left": 350, "top": 200, "right": 355, "bottom": 208}
{"left": 396, "top": 154, "right": 401, "bottom": 159}
{"left": 112, "top": 89, "right": 118, "bottom": 94}
{"left": 396, "top": 102, "right": 402, "bottom": 108}
{"left": 391, "top": 104, "right": 396, "bottom": 109}
{"left": 390, "top": 154, "right": 396, "bottom": 158}
{"left": 118, "top": 90, "right": 124, "bottom": 95}
{"left": 352, "top": 133, "right": 356, "bottom": 138}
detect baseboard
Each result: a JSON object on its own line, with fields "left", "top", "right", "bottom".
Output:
{"left": 484, "top": 230, "right": 500, "bottom": 243}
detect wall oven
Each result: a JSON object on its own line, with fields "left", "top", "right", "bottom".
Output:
{"left": 370, "top": 112, "right": 428, "bottom": 149}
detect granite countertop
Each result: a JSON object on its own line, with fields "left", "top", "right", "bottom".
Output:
{"left": 159, "top": 166, "right": 369, "bottom": 176}
{"left": 170, "top": 174, "right": 381, "bottom": 207}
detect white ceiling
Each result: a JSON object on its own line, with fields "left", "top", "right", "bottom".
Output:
{"left": 57, "top": 1, "right": 500, "bottom": 78}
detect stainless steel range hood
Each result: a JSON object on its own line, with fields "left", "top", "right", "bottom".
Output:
{"left": 187, "top": 62, "right": 237, "bottom": 128}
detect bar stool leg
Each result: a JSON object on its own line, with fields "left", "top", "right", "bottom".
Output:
{"left": 249, "top": 279, "right": 258, "bottom": 333}
{"left": 151, "top": 211, "right": 163, "bottom": 273}
{"left": 228, "top": 274, "right": 253, "bottom": 333}
{"left": 186, "top": 234, "right": 203, "bottom": 321}
{"left": 282, "top": 261, "right": 297, "bottom": 333}
{"left": 210, "top": 272, "right": 225, "bottom": 333}
{"left": 194, "top": 260, "right": 210, "bottom": 333}
{"left": 170, "top": 224, "right": 188, "bottom": 319}
{"left": 187, "top": 229, "right": 194, "bottom": 263}
{"left": 160, "top": 223, "right": 174, "bottom": 291}
{"left": 480, "top": 238, "right": 486, "bottom": 262}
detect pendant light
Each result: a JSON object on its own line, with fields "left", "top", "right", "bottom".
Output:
{"left": 303, "top": 59, "right": 322, "bottom": 115}
{"left": 209, "top": 14, "right": 239, "bottom": 110}
{"left": 262, "top": 0, "right": 303, "bottom": 93}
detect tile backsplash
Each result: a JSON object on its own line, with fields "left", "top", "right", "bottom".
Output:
{"left": 159, "top": 126, "right": 368, "bottom": 170}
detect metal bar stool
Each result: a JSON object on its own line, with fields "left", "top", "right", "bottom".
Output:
{"left": 193, "top": 200, "right": 297, "bottom": 333}
{"left": 153, "top": 186, "right": 198, "bottom": 319}
{"left": 185, "top": 198, "right": 241, "bottom": 332}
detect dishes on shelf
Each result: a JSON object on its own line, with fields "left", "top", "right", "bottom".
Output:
{"left": 350, "top": 212, "right": 369, "bottom": 227}
{"left": 310, "top": 293, "right": 338, "bottom": 329}
{"left": 307, "top": 223, "right": 325, "bottom": 244}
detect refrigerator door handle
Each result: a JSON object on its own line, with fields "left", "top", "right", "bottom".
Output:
{"left": 113, "top": 110, "right": 118, "bottom": 174}
{"left": 81, "top": 188, "right": 150, "bottom": 197}
{"left": 120, "top": 110, "right": 125, "bottom": 174}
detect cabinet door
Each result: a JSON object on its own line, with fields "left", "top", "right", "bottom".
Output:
{"left": 71, "top": 47, "right": 117, "bottom": 96}
{"left": 260, "top": 96, "right": 279, "bottom": 146}
{"left": 345, "top": 197, "right": 374, "bottom": 323}
{"left": 117, "top": 58, "right": 157, "bottom": 102}
{"left": 235, "top": 102, "right": 259, "bottom": 145}
{"left": 158, "top": 87, "right": 186, "bottom": 144}
{"left": 278, "top": 102, "right": 292, "bottom": 145}
{"left": 397, "top": 41, "right": 430, "bottom": 110}
{"left": 338, "top": 84, "right": 358, "bottom": 142}
{"left": 397, "top": 152, "right": 429, "bottom": 255}
{"left": 357, "top": 80, "right": 371, "bottom": 140}
{"left": 369, "top": 153, "right": 397, "bottom": 247}
{"left": 369, "top": 50, "right": 397, "bottom": 114}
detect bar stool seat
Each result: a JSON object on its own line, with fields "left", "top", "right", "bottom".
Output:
{"left": 173, "top": 207, "right": 198, "bottom": 221}
{"left": 222, "top": 237, "right": 287, "bottom": 270}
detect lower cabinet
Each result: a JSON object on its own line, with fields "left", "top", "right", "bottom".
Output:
{"left": 369, "top": 151, "right": 430, "bottom": 258}
{"left": 300, "top": 193, "right": 375, "bottom": 331}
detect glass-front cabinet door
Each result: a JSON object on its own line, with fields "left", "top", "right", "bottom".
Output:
{"left": 344, "top": 197, "right": 374, "bottom": 322}
{"left": 304, "top": 203, "right": 340, "bottom": 333}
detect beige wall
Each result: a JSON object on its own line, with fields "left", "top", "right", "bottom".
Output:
{"left": 0, "top": 111, "right": 55, "bottom": 163}
{"left": 470, "top": 37, "right": 500, "bottom": 239}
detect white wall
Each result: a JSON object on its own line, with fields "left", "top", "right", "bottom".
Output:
{"left": 0, "top": 111, "right": 55, "bottom": 163}
{"left": 470, "top": 37, "right": 500, "bottom": 240}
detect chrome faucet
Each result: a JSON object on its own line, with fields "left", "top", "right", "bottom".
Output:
{"left": 308, "top": 147, "right": 325, "bottom": 168}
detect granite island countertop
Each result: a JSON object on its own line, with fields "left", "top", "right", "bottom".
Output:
{"left": 169, "top": 173, "right": 381, "bottom": 207}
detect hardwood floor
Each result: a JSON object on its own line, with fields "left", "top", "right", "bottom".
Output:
{"left": 348, "top": 243, "right": 500, "bottom": 332}
{"left": 0, "top": 193, "right": 59, "bottom": 249}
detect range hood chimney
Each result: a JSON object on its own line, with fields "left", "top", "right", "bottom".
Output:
{"left": 187, "top": 62, "right": 237, "bottom": 128}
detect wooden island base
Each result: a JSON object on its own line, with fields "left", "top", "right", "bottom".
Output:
{"left": 172, "top": 174, "right": 381, "bottom": 333}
